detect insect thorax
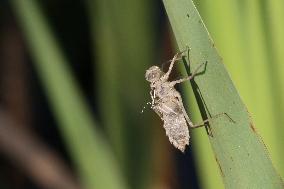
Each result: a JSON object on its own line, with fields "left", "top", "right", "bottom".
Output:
{"left": 152, "top": 81, "right": 175, "bottom": 99}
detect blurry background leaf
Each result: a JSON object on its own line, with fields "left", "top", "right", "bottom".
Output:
{"left": 87, "top": 0, "right": 157, "bottom": 188}
{"left": 11, "top": 0, "right": 128, "bottom": 189}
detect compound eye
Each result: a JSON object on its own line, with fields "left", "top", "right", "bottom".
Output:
{"left": 150, "top": 71, "right": 161, "bottom": 81}
{"left": 151, "top": 73, "right": 157, "bottom": 79}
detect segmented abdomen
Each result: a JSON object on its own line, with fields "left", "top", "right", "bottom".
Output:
{"left": 163, "top": 113, "right": 189, "bottom": 152}
{"left": 157, "top": 99, "right": 190, "bottom": 152}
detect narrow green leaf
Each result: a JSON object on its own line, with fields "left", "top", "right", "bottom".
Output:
{"left": 193, "top": 0, "right": 284, "bottom": 188}
{"left": 11, "top": 1, "right": 127, "bottom": 189}
{"left": 87, "top": 0, "right": 126, "bottom": 166}
{"left": 162, "top": 0, "right": 284, "bottom": 188}
{"left": 191, "top": 0, "right": 250, "bottom": 188}
{"left": 265, "top": 0, "right": 284, "bottom": 177}
{"left": 87, "top": 0, "right": 156, "bottom": 188}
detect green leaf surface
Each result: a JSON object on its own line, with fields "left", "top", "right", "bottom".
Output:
{"left": 162, "top": 0, "right": 284, "bottom": 188}
{"left": 194, "top": 0, "right": 284, "bottom": 188}
{"left": 191, "top": 0, "right": 250, "bottom": 188}
{"left": 11, "top": 1, "right": 127, "bottom": 189}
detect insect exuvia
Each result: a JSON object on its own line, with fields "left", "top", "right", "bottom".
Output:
{"left": 144, "top": 50, "right": 206, "bottom": 152}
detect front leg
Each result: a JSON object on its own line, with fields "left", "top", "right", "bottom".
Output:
{"left": 150, "top": 90, "right": 156, "bottom": 108}
{"left": 161, "top": 49, "right": 188, "bottom": 81}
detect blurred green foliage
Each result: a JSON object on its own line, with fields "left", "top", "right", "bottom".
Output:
{"left": 10, "top": 0, "right": 284, "bottom": 188}
{"left": 87, "top": 0, "right": 156, "bottom": 188}
{"left": 11, "top": 0, "right": 128, "bottom": 189}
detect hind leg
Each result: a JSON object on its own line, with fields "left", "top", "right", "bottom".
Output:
{"left": 173, "top": 91, "right": 196, "bottom": 128}
{"left": 191, "top": 112, "right": 235, "bottom": 128}
{"left": 161, "top": 48, "right": 189, "bottom": 81}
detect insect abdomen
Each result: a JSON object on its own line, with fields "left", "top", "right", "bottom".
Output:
{"left": 162, "top": 111, "right": 190, "bottom": 152}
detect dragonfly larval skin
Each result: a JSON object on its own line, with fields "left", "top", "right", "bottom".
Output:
{"left": 145, "top": 52, "right": 204, "bottom": 152}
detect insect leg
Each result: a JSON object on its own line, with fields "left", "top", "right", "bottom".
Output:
{"left": 170, "top": 61, "right": 207, "bottom": 86}
{"left": 150, "top": 90, "right": 154, "bottom": 105}
{"left": 161, "top": 54, "right": 181, "bottom": 81}
{"left": 162, "top": 49, "right": 189, "bottom": 81}
{"left": 161, "top": 47, "right": 190, "bottom": 71}
{"left": 150, "top": 90, "right": 157, "bottom": 109}
{"left": 191, "top": 112, "right": 235, "bottom": 128}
